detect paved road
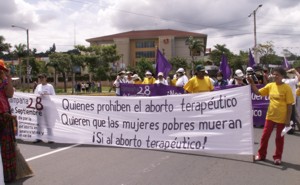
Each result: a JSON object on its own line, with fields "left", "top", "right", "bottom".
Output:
{"left": 8, "top": 128, "right": 300, "bottom": 185}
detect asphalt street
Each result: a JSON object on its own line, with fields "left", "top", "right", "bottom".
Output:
{"left": 7, "top": 128, "right": 300, "bottom": 185}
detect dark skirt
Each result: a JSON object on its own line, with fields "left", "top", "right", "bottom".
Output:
{"left": 0, "top": 113, "right": 16, "bottom": 182}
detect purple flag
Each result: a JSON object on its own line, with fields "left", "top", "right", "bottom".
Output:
{"left": 156, "top": 49, "right": 172, "bottom": 78}
{"left": 248, "top": 49, "right": 255, "bottom": 67}
{"left": 282, "top": 57, "right": 291, "bottom": 69}
{"left": 219, "top": 54, "right": 231, "bottom": 80}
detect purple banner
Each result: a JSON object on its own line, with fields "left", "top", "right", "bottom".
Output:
{"left": 120, "top": 83, "right": 184, "bottom": 96}
{"left": 120, "top": 84, "right": 269, "bottom": 127}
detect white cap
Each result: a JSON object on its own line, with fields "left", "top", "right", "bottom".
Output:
{"left": 176, "top": 68, "right": 185, "bottom": 73}
{"left": 145, "top": 71, "right": 152, "bottom": 75}
{"left": 235, "top": 69, "right": 244, "bottom": 77}
{"left": 158, "top": 72, "right": 164, "bottom": 77}
{"left": 132, "top": 74, "right": 140, "bottom": 80}
{"left": 246, "top": 67, "right": 253, "bottom": 72}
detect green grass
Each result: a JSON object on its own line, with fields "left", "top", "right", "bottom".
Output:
{"left": 15, "top": 86, "right": 116, "bottom": 96}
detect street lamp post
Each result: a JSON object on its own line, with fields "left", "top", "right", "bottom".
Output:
{"left": 248, "top": 4, "right": 263, "bottom": 64}
{"left": 12, "top": 25, "right": 30, "bottom": 92}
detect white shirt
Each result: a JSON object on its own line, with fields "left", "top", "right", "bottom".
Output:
{"left": 113, "top": 76, "right": 128, "bottom": 95}
{"left": 34, "top": 83, "right": 56, "bottom": 95}
{"left": 155, "top": 79, "right": 168, "bottom": 85}
{"left": 176, "top": 75, "right": 189, "bottom": 87}
{"left": 283, "top": 77, "right": 299, "bottom": 104}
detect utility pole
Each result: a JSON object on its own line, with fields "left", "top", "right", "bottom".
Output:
{"left": 248, "top": 4, "right": 263, "bottom": 64}
{"left": 12, "top": 25, "right": 31, "bottom": 92}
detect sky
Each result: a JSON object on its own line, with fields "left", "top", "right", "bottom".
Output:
{"left": 1, "top": 0, "right": 300, "bottom": 56}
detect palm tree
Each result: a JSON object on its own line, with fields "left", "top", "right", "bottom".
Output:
{"left": 13, "top": 43, "right": 27, "bottom": 83}
{"left": 0, "top": 36, "right": 11, "bottom": 57}
{"left": 185, "top": 36, "right": 205, "bottom": 74}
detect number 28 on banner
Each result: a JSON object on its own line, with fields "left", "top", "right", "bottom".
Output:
{"left": 137, "top": 86, "right": 151, "bottom": 96}
{"left": 26, "top": 97, "right": 44, "bottom": 110}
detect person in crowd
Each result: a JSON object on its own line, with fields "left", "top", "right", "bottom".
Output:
{"left": 171, "top": 74, "right": 178, "bottom": 86}
{"left": 166, "top": 75, "right": 172, "bottom": 86}
{"left": 32, "top": 81, "right": 38, "bottom": 93}
{"left": 142, "top": 71, "right": 156, "bottom": 84}
{"left": 86, "top": 81, "right": 91, "bottom": 93}
{"left": 248, "top": 67, "right": 294, "bottom": 165}
{"left": 229, "top": 69, "right": 248, "bottom": 86}
{"left": 184, "top": 65, "right": 214, "bottom": 93}
{"left": 0, "top": 60, "right": 16, "bottom": 182}
{"left": 253, "top": 65, "right": 268, "bottom": 85}
{"left": 154, "top": 72, "right": 168, "bottom": 85}
{"left": 91, "top": 81, "right": 95, "bottom": 92}
{"left": 175, "top": 68, "right": 188, "bottom": 87}
{"left": 246, "top": 67, "right": 259, "bottom": 84}
{"left": 97, "top": 81, "right": 102, "bottom": 93}
{"left": 283, "top": 68, "right": 300, "bottom": 134}
{"left": 296, "top": 82, "right": 300, "bottom": 96}
{"left": 34, "top": 73, "right": 57, "bottom": 144}
{"left": 81, "top": 82, "right": 86, "bottom": 93}
{"left": 126, "top": 71, "right": 134, "bottom": 84}
{"left": 214, "top": 71, "right": 228, "bottom": 87}
{"left": 205, "top": 70, "right": 215, "bottom": 85}
{"left": 132, "top": 74, "right": 142, "bottom": 84}
{"left": 76, "top": 81, "right": 81, "bottom": 93}
{"left": 296, "top": 68, "right": 300, "bottom": 131}
{"left": 113, "top": 70, "right": 128, "bottom": 96}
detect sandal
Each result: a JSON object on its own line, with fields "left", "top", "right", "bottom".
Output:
{"left": 254, "top": 155, "right": 265, "bottom": 161}
{"left": 274, "top": 159, "right": 281, "bottom": 165}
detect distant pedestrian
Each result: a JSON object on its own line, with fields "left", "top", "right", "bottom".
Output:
{"left": 32, "top": 81, "right": 38, "bottom": 93}
{"left": 97, "top": 81, "right": 102, "bottom": 93}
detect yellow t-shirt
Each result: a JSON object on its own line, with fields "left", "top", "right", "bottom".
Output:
{"left": 183, "top": 76, "right": 214, "bottom": 93}
{"left": 142, "top": 77, "right": 156, "bottom": 84}
{"left": 296, "top": 83, "right": 300, "bottom": 96}
{"left": 134, "top": 80, "right": 142, "bottom": 85}
{"left": 259, "top": 82, "right": 294, "bottom": 123}
{"left": 171, "top": 78, "right": 177, "bottom": 86}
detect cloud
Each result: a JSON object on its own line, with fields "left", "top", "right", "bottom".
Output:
{"left": 0, "top": 0, "right": 299, "bottom": 55}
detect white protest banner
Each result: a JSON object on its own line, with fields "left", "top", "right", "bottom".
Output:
{"left": 9, "top": 85, "right": 254, "bottom": 155}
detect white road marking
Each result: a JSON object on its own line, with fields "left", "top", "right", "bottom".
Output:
{"left": 26, "top": 144, "right": 81, "bottom": 162}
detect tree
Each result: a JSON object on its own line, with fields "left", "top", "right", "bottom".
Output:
{"left": 13, "top": 43, "right": 27, "bottom": 81}
{"left": 70, "top": 54, "right": 85, "bottom": 94}
{"left": 231, "top": 51, "right": 248, "bottom": 71}
{"left": 75, "top": 44, "right": 120, "bottom": 83}
{"left": 136, "top": 58, "right": 155, "bottom": 79}
{"left": 256, "top": 41, "right": 280, "bottom": 65}
{"left": 209, "top": 44, "right": 233, "bottom": 65}
{"left": 46, "top": 43, "right": 56, "bottom": 54}
{"left": 0, "top": 36, "right": 11, "bottom": 58}
{"left": 169, "top": 56, "right": 188, "bottom": 75}
{"left": 185, "top": 36, "right": 205, "bottom": 73}
{"left": 48, "top": 53, "right": 71, "bottom": 92}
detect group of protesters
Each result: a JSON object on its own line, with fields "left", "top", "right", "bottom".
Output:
{"left": 75, "top": 81, "right": 102, "bottom": 93}
{"left": 114, "top": 64, "right": 300, "bottom": 166}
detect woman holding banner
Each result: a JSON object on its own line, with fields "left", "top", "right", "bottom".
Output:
{"left": 0, "top": 59, "right": 16, "bottom": 182}
{"left": 248, "top": 67, "right": 294, "bottom": 165}
{"left": 34, "top": 73, "right": 57, "bottom": 143}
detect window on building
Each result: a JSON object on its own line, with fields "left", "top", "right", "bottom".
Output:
{"left": 136, "top": 51, "right": 155, "bottom": 58}
{"left": 136, "top": 40, "right": 155, "bottom": 48}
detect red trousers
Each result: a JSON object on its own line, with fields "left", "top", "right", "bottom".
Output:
{"left": 257, "top": 120, "right": 285, "bottom": 160}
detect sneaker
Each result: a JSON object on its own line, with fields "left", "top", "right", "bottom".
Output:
{"left": 287, "top": 128, "right": 295, "bottom": 135}
{"left": 274, "top": 159, "right": 281, "bottom": 165}
{"left": 254, "top": 155, "right": 265, "bottom": 161}
{"left": 33, "top": 139, "right": 42, "bottom": 143}
{"left": 48, "top": 141, "right": 55, "bottom": 144}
